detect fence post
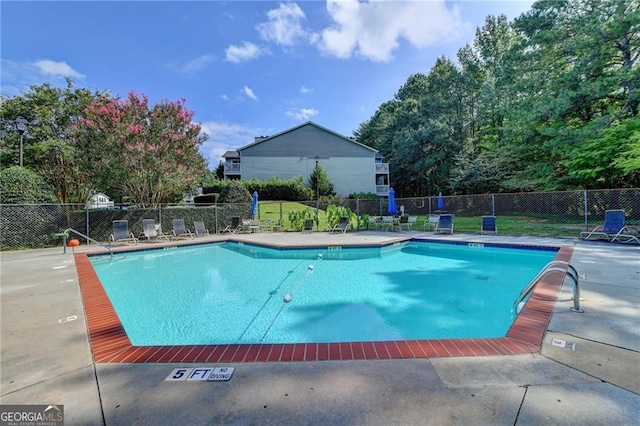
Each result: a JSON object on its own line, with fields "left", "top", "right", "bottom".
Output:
{"left": 214, "top": 203, "right": 218, "bottom": 234}
{"left": 86, "top": 206, "right": 90, "bottom": 243}
{"left": 356, "top": 199, "right": 360, "bottom": 231}
{"left": 583, "top": 190, "right": 588, "bottom": 231}
{"left": 492, "top": 193, "right": 495, "bottom": 216}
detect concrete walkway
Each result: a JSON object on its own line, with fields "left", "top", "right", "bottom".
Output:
{"left": 1, "top": 232, "right": 638, "bottom": 425}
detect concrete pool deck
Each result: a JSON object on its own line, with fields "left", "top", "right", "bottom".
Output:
{"left": 1, "top": 231, "right": 638, "bottom": 424}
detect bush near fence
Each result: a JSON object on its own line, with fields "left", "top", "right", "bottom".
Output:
{"left": 1, "top": 189, "right": 638, "bottom": 250}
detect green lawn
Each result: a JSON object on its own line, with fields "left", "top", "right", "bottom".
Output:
{"left": 258, "top": 201, "right": 329, "bottom": 231}
{"left": 257, "top": 201, "right": 588, "bottom": 237}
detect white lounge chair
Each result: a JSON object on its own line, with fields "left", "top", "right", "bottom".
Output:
{"left": 140, "top": 219, "right": 170, "bottom": 241}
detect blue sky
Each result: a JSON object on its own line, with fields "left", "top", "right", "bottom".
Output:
{"left": 1, "top": 1, "right": 533, "bottom": 168}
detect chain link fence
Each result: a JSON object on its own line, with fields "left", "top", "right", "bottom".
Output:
{"left": 1, "top": 188, "right": 638, "bottom": 250}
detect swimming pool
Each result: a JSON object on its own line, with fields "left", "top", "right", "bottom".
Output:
{"left": 89, "top": 241, "right": 557, "bottom": 346}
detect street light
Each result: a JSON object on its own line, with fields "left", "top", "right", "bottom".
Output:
{"left": 315, "top": 155, "right": 319, "bottom": 231}
{"left": 15, "top": 116, "right": 28, "bottom": 167}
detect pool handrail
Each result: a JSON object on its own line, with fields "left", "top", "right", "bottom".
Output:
{"left": 61, "top": 228, "right": 113, "bottom": 260}
{"left": 512, "top": 260, "right": 583, "bottom": 315}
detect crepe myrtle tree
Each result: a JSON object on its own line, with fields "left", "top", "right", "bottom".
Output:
{"left": 74, "top": 91, "right": 208, "bottom": 207}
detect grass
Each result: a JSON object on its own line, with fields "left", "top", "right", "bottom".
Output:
{"left": 257, "top": 201, "right": 588, "bottom": 237}
{"left": 258, "top": 201, "right": 330, "bottom": 231}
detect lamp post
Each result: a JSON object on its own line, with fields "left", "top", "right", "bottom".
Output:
{"left": 15, "top": 116, "right": 28, "bottom": 167}
{"left": 315, "top": 155, "right": 319, "bottom": 231}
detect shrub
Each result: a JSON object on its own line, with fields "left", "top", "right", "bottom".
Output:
{"left": 288, "top": 208, "right": 317, "bottom": 231}
{"left": 202, "top": 180, "right": 228, "bottom": 195}
{"left": 309, "top": 165, "right": 334, "bottom": 197}
{"left": 218, "top": 180, "right": 251, "bottom": 204}
{"left": 244, "top": 177, "right": 308, "bottom": 201}
{"left": 193, "top": 194, "right": 219, "bottom": 205}
{"left": 348, "top": 192, "right": 379, "bottom": 200}
{"left": 0, "top": 166, "right": 57, "bottom": 204}
{"left": 326, "top": 204, "right": 356, "bottom": 229}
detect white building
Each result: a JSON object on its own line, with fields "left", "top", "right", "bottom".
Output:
{"left": 222, "top": 122, "right": 390, "bottom": 197}
{"left": 86, "top": 192, "right": 114, "bottom": 209}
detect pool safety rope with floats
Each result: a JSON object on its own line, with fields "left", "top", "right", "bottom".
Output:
{"left": 260, "top": 252, "right": 325, "bottom": 342}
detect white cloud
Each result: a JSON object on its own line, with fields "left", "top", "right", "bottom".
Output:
{"left": 243, "top": 86, "right": 258, "bottom": 101}
{"left": 32, "top": 59, "right": 86, "bottom": 79}
{"left": 199, "top": 121, "right": 263, "bottom": 166}
{"left": 286, "top": 108, "right": 318, "bottom": 121}
{"left": 221, "top": 94, "right": 229, "bottom": 101}
{"left": 1, "top": 59, "right": 85, "bottom": 96}
{"left": 300, "top": 85, "right": 312, "bottom": 94}
{"left": 256, "top": 2, "right": 307, "bottom": 46}
{"left": 225, "top": 41, "right": 265, "bottom": 63}
{"left": 178, "top": 54, "right": 214, "bottom": 73}
{"left": 315, "top": 0, "right": 468, "bottom": 62}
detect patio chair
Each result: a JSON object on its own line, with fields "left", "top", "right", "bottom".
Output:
{"left": 172, "top": 219, "right": 195, "bottom": 239}
{"left": 260, "top": 218, "right": 274, "bottom": 232}
{"left": 398, "top": 215, "right": 411, "bottom": 231}
{"left": 613, "top": 232, "right": 640, "bottom": 244}
{"left": 271, "top": 219, "right": 283, "bottom": 232}
{"left": 481, "top": 216, "right": 497, "bottom": 235}
{"left": 580, "top": 210, "right": 627, "bottom": 241}
{"left": 368, "top": 216, "right": 382, "bottom": 230}
{"left": 221, "top": 216, "right": 242, "bottom": 234}
{"left": 434, "top": 214, "right": 454, "bottom": 234}
{"left": 330, "top": 216, "right": 350, "bottom": 234}
{"left": 194, "top": 221, "right": 209, "bottom": 237}
{"left": 407, "top": 215, "right": 417, "bottom": 231}
{"left": 302, "top": 219, "right": 314, "bottom": 233}
{"left": 140, "top": 219, "right": 170, "bottom": 241}
{"left": 110, "top": 220, "right": 138, "bottom": 245}
{"left": 382, "top": 216, "right": 395, "bottom": 231}
{"left": 248, "top": 219, "right": 261, "bottom": 233}
{"left": 424, "top": 214, "right": 440, "bottom": 231}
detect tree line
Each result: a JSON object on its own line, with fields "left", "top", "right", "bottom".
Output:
{"left": 0, "top": 80, "right": 207, "bottom": 206}
{"left": 354, "top": 0, "right": 639, "bottom": 197}
{"left": 2, "top": 0, "right": 637, "bottom": 204}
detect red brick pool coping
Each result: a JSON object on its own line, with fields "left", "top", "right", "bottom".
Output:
{"left": 75, "top": 245, "right": 573, "bottom": 363}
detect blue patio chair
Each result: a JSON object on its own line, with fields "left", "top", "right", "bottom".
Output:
{"left": 481, "top": 216, "right": 497, "bottom": 235}
{"left": 434, "top": 214, "right": 454, "bottom": 234}
{"left": 581, "top": 210, "right": 627, "bottom": 241}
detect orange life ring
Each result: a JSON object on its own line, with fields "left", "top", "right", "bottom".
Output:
{"left": 68, "top": 239, "right": 80, "bottom": 247}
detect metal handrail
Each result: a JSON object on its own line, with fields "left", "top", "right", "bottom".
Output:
{"left": 512, "top": 260, "right": 584, "bottom": 315}
{"left": 61, "top": 228, "right": 113, "bottom": 261}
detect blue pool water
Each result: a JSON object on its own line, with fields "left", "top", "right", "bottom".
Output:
{"left": 89, "top": 241, "right": 557, "bottom": 345}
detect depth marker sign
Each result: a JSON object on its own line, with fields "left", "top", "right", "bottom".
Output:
{"left": 165, "top": 367, "right": 235, "bottom": 382}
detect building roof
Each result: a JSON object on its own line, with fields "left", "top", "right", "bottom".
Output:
{"left": 236, "top": 121, "right": 378, "bottom": 153}
{"left": 222, "top": 150, "right": 240, "bottom": 159}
